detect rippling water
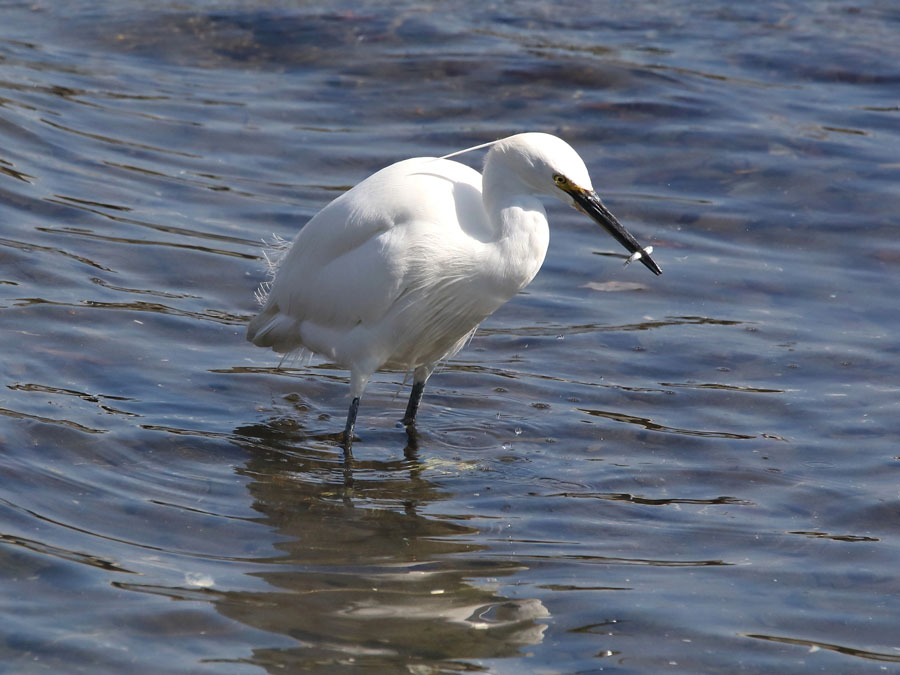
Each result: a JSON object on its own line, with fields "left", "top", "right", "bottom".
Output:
{"left": 2, "top": 1, "right": 899, "bottom": 673}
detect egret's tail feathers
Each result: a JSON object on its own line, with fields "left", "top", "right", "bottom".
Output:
{"left": 253, "top": 234, "right": 292, "bottom": 307}
{"left": 246, "top": 307, "right": 304, "bottom": 354}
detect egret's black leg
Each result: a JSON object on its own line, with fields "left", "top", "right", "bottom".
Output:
{"left": 342, "top": 396, "right": 360, "bottom": 452}
{"left": 402, "top": 379, "right": 426, "bottom": 427}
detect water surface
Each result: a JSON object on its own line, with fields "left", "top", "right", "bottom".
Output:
{"left": 1, "top": 1, "right": 899, "bottom": 673}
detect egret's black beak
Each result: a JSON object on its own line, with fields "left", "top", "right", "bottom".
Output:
{"left": 570, "top": 188, "right": 662, "bottom": 276}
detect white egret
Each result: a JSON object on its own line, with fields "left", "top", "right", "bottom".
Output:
{"left": 247, "top": 132, "right": 661, "bottom": 450}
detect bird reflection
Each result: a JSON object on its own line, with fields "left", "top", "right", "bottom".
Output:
{"left": 196, "top": 419, "right": 552, "bottom": 670}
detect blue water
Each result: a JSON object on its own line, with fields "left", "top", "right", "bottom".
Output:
{"left": 1, "top": 1, "right": 899, "bottom": 672}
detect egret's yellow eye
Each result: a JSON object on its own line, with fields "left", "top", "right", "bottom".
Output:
{"left": 553, "top": 174, "right": 567, "bottom": 186}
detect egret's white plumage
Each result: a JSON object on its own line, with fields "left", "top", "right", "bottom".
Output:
{"left": 247, "top": 133, "right": 661, "bottom": 449}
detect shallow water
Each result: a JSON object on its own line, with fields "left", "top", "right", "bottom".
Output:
{"left": 1, "top": 1, "right": 899, "bottom": 672}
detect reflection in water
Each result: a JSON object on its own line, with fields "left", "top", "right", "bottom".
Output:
{"left": 167, "top": 425, "right": 547, "bottom": 670}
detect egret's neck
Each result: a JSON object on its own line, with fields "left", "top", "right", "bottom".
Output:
{"left": 482, "top": 156, "right": 545, "bottom": 237}
{"left": 481, "top": 158, "right": 550, "bottom": 292}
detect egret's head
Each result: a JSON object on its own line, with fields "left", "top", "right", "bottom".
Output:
{"left": 486, "top": 132, "right": 661, "bottom": 276}
{"left": 486, "top": 132, "right": 594, "bottom": 199}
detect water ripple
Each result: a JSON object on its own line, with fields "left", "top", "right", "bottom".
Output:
{"left": 743, "top": 633, "right": 900, "bottom": 664}
{"left": 577, "top": 407, "right": 758, "bottom": 439}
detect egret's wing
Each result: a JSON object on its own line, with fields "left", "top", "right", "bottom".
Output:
{"left": 247, "top": 157, "right": 486, "bottom": 354}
